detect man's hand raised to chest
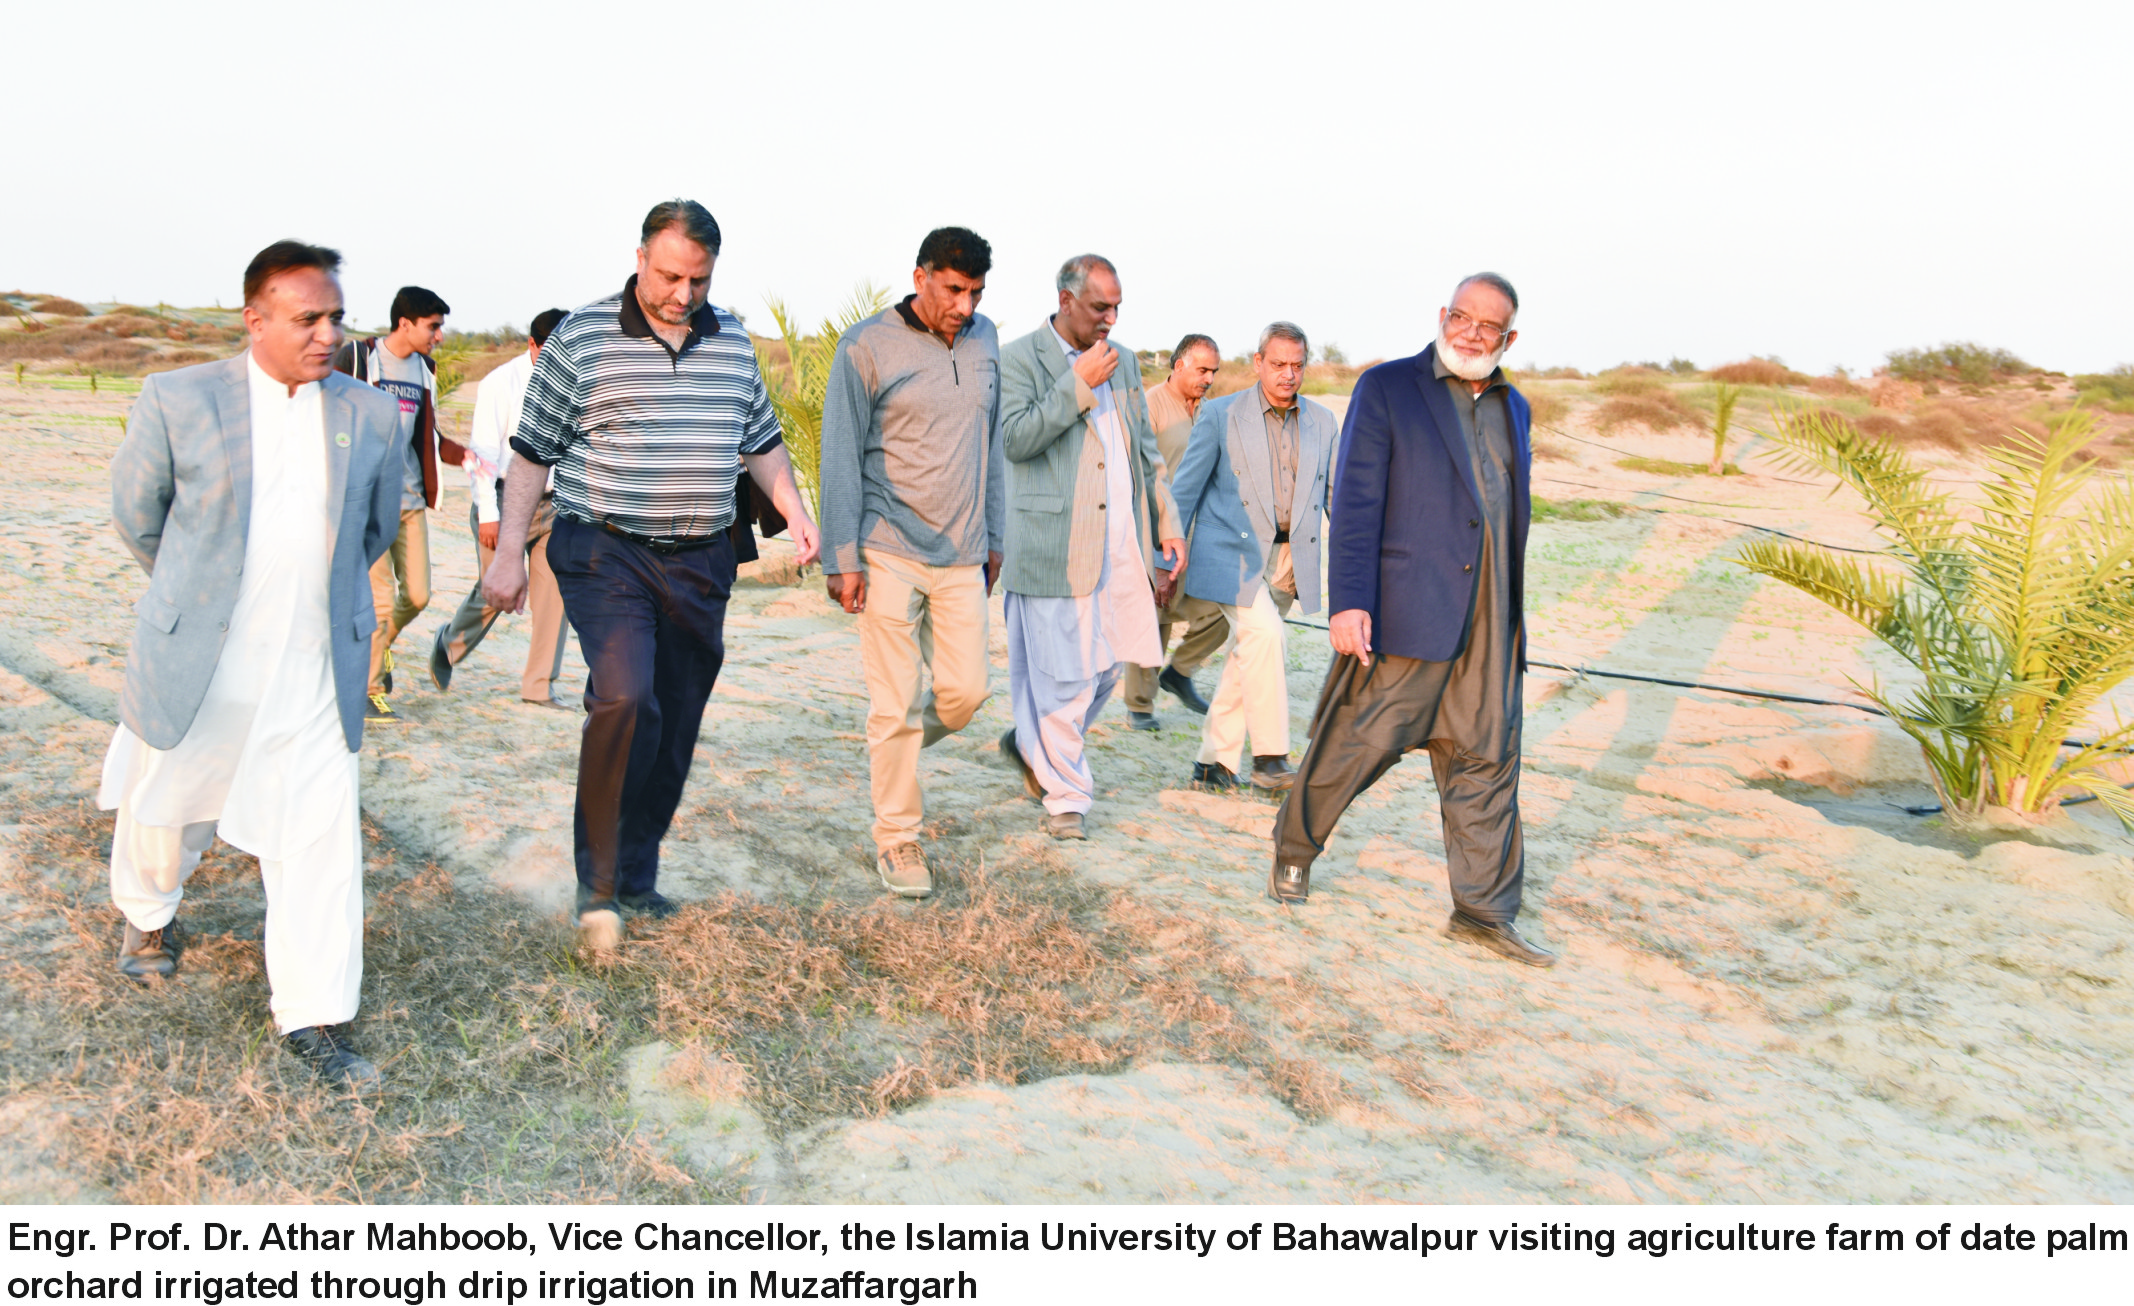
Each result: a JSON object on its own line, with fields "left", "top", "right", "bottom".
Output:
{"left": 1072, "top": 340, "right": 1118, "bottom": 391}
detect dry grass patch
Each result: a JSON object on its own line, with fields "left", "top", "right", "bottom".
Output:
{"left": 33, "top": 297, "right": 90, "bottom": 317}
{"left": 1594, "top": 391, "right": 1701, "bottom": 435}
{"left": 1710, "top": 357, "right": 1811, "bottom": 387}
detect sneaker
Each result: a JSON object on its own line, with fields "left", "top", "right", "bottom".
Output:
{"left": 381, "top": 648, "right": 395, "bottom": 694}
{"left": 1190, "top": 761, "right": 1238, "bottom": 793}
{"left": 284, "top": 1025, "right": 383, "bottom": 1089}
{"left": 876, "top": 843, "right": 933, "bottom": 898}
{"left": 116, "top": 916, "right": 181, "bottom": 982}
{"left": 617, "top": 889, "right": 679, "bottom": 919}
{"left": 578, "top": 902, "right": 623, "bottom": 954}
{"left": 365, "top": 693, "right": 399, "bottom": 724}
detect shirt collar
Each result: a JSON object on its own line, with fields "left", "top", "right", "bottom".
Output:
{"left": 1047, "top": 317, "right": 1081, "bottom": 360}
{"left": 1431, "top": 346, "right": 1505, "bottom": 392}
{"left": 1260, "top": 387, "right": 1299, "bottom": 419}
{"left": 618, "top": 274, "right": 722, "bottom": 350}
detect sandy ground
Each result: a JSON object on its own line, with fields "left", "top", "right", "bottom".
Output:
{"left": 2, "top": 374, "right": 2131, "bottom": 1203}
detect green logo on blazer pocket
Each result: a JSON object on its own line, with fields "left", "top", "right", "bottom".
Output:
{"left": 335, "top": 432, "right": 351, "bottom": 446}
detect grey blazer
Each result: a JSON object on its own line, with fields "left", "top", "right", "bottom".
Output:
{"left": 1166, "top": 388, "right": 1338, "bottom": 615}
{"left": 112, "top": 352, "right": 404, "bottom": 752}
{"left": 997, "top": 325, "right": 1181, "bottom": 598}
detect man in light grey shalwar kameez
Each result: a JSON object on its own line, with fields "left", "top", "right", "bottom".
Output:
{"left": 995, "top": 255, "right": 1183, "bottom": 839}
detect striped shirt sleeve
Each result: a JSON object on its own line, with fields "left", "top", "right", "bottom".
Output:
{"left": 511, "top": 324, "right": 584, "bottom": 468}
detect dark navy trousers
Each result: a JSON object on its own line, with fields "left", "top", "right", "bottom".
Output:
{"left": 547, "top": 516, "right": 734, "bottom": 903}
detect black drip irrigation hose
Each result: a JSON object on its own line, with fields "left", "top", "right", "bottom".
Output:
{"left": 1532, "top": 474, "right": 1886, "bottom": 555}
{"left": 1277, "top": 615, "right": 2133, "bottom": 814}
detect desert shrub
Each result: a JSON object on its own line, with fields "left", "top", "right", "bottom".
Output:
{"left": 108, "top": 304, "right": 166, "bottom": 319}
{"left": 1519, "top": 365, "right": 1585, "bottom": 380}
{"left": 1740, "top": 406, "right": 2134, "bottom": 825}
{"left": 1531, "top": 496, "right": 1629, "bottom": 522}
{"left": 1592, "top": 366, "right": 1668, "bottom": 396}
{"left": 1710, "top": 357, "right": 1808, "bottom": 386}
{"left": 2072, "top": 365, "right": 2134, "bottom": 414}
{"left": 142, "top": 350, "right": 214, "bottom": 373}
{"left": 0, "top": 326, "right": 155, "bottom": 369}
{"left": 1593, "top": 391, "right": 1698, "bottom": 434}
{"left": 33, "top": 296, "right": 89, "bottom": 316}
{"left": 1809, "top": 374, "right": 1865, "bottom": 397}
{"left": 92, "top": 314, "right": 169, "bottom": 339}
{"left": 1855, "top": 412, "right": 1907, "bottom": 440}
{"left": 1886, "top": 341, "right": 2030, "bottom": 386}
{"left": 1523, "top": 387, "right": 1570, "bottom": 429}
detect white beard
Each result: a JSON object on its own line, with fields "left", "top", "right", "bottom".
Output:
{"left": 1436, "top": 328, "right": 1504, "bottom": 381}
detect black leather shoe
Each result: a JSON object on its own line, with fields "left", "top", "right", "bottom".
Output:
{"left": 1447, "top": 910, "right": 1558, "bottom": 967}
{"left": 1269, "top": 861, "right": 1311, "bottom": 904}
{"left": 618, "top": 889, "right": 678, "bottom": 920}
{"left": 1159, "top": 666, "right": 1210, "bottom": 715}
{"left": 1251, "top": 754, "right": 1298, "bottom": 791}
{"left": 429, "top": 630, "right": 453, "bottom": 692}
{"left": 1191, "top": 761, "right": 1238, "bottom": 792}
{"left": 999, "top": 728, "right": 1042, "bottom": 800}
{"left": 1127, "top": 711, "right": 1160, "bottom": 732}
{"left": 284, "top": 1025, "right": 383, "bottom": 1089}
{"left": 116, "top": 916, "right": 180, "bottom": 982}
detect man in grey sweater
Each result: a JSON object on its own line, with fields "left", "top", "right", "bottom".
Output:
{"left": 820, "top": 227, "right": 1005, "bottom": 898}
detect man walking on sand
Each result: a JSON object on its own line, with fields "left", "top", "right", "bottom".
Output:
{"left": 102, "top": 240, "right": 405, "bottom": 1086}
{"left": 427, "top": 307, "right": 573, "bottom": 708}
{"left": 1122, "top": 334, "right": 1229, "bottom": 732}
{"left": 334, "top": 285, "right": 458, "bottom": 726}
{"left": 819, "top": 227, "right": 1005, "bottom": 899}
{"left": 1163, "top": 322, "right": 1337, "bottom": 795}
{"left": 996, "top": 254, "right": 1184, "bottom": 840}
{"left": 1268, "top": 273, "right": 1555, "bottom": 968}
{"left": 483, "top": 200, "right": 819, "bottom": 953}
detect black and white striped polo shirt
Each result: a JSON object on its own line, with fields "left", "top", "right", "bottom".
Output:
{"left": 510, "top": 276, "right": 783, "bottom": 539}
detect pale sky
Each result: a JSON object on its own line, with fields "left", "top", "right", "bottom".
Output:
{"left": 12, "top": 1, "right": 2130, "bottom": 376}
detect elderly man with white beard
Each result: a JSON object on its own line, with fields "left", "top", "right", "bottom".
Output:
{"left": 1266, "top": 272, "right": 1555, "bottom": 967}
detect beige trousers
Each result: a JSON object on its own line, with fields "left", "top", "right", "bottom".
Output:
{"left": 1197, "top": 584, "right": 1295, "bottom": 768}
{"left": 109, "top": 797, "right": 365, "bottom": 1035}
{"left": 1122, "top": 593, "right": 1230, "bottom": 712}
{"left": 367, "top": 507, "right": 432, "bottom": 694}
{"left": 436, "top": 497, "right": 567, "bottom": 700}
{"left": 857, "top": 550, "right": 991, "bottom": 854}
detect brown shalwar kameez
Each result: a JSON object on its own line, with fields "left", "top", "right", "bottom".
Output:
{"left": 1270, "top": 355, "right": 1526, "bottom": 922}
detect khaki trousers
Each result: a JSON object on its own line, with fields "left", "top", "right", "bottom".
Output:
{"left": 857, "top": 550, "right": 991, "bottom": 854}
{"left": 1197, "top": 585, "right": 1295, "bottom": 767}
{"left": 435, "top": 496, "right": 567, "bottom": 700}
{"left": 1122, "top": 594, "right": 1229, "bottom": 712}
{"left": 367, "top": 507, "right": 432, "bottom": 694}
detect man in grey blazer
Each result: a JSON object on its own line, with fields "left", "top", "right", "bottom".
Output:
{"left": 1163, "top": 323, "right": 1337, "bottom": 793}
{"left": 996, "top": 254, "right": 1183, "bottom": 838}
{"left": 99, "top": 240, "right": 404, "bottom": 1087}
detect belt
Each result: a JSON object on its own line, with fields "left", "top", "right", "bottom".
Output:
{"left": 1271, "top": 528, "right": 1291, "bottom": 544}
{"left": 599, "top": 520, "right": 724, "bottom": 555}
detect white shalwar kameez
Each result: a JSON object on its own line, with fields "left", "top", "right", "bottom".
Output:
{"left": 99, "top": 355, "right": 363, "bottom": 1034}
{"left": 1006, "top": 327, "right": 1163, "bottom": 815}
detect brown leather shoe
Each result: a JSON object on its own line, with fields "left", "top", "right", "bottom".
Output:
{"left": 1251, "top": 755, "right": 1298, "bottom": 791}
{"left": 1000, "top": 728, "right": 1042, "bottom": 801}
{"left": 116, "top": 917, "right": 180, "bottom": 982}
{"left": 1040, "top": 811, "right": 1086, "bottom": 840}
{"left": 1447, "top": 910, "right": 1558, "bottom": 967}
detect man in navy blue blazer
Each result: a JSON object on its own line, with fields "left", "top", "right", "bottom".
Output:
{"left": 1268, "top": 273, "right": 1555, "bottom": 967}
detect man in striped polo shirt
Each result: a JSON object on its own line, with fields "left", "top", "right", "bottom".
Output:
{"left": 483, "top": 199, "right": 820, "bottom": 953}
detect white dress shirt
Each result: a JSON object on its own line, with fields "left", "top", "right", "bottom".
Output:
{"left": 100, "top": 353, "right": 354, "bottom": 858}
{"left": 466, "top": 349, "right": 548, "bottom": 523}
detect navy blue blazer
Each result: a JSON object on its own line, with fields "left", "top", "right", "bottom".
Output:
{"left": 1325, "top": 343, "right": 1531, "bottom": 665}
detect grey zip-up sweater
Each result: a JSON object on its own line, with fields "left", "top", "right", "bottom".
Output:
{"left": 819, "top": 298, "right": 1006, "bottom": 575}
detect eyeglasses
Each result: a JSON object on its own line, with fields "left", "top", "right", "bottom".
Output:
{"left": 1443, "top": 307, "right": 1511, "bottom": 348}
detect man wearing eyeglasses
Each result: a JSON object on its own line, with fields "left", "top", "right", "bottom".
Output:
{"left": 1267, "top": 273, "right": 1555, "bottom": 969}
